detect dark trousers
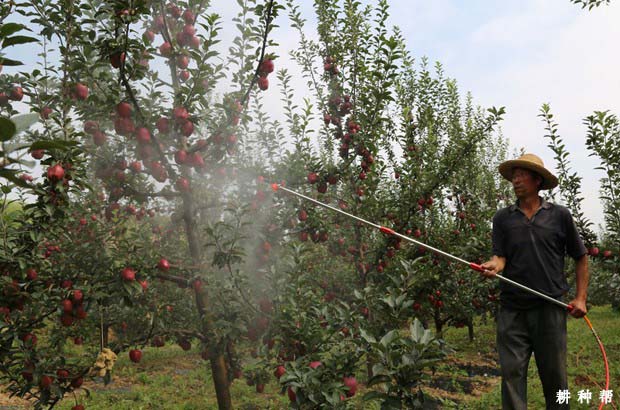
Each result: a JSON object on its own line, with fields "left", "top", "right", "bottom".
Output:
{"left": 497, "top": 304, "right": 568, "bottom": 410}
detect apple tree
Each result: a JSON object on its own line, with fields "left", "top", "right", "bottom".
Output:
{"left": 1, "top": 0, "right": 290, "bottom": 409}
{"left": 240, "top": 0, "right": 510, "bottom": 407}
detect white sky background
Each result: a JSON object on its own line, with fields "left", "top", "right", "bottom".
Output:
{"left": 7, "top": 0, "right": 620, "bottom": 230}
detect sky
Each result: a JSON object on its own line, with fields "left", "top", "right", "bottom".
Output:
{"left": 5, "top": 0, "right": 620, "bottom": 230}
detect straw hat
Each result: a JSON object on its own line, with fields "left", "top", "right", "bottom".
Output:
{"left": 498, "top": 153, "right": 558, "bottom": 190}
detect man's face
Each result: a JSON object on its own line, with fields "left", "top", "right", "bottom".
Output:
{"left": 511, "top": 167, "right": 540, "bottom": 198}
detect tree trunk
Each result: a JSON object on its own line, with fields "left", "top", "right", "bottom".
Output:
{"left": 183, "top": 195, "right": 232, "bottom": 410}
{"left": 467, "top": 318, "right": 475, "bottom": 342}
{"left": 434, "top": 310, "right": 443, "bottom": 338}
{"left": 103, "top": 323, "right": 109, "bottom": 346}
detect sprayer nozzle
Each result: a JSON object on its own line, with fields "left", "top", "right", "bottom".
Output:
{"left": 271, "top": 183, "right": 279, "bottom": 192}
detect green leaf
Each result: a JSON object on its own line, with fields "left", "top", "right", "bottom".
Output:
{"left": 366, "top": 374, "right": 392, "bottom": 387}
{"left": 0, "top": 170, "right": 31, "bottom": 189}
{"left": 0, "top": 57, "right": 24, "bottom": 66}
{"left": 363, "top": 390, "right": 390, "bottom": 401}
{"left": 360, "top": 328, "right": 377, "bottom": 344}
{"left": 2, "top": 35, "right": 38, "bottom": 47}
{"left": 379, "top": 329, "right": 398, "bottom": 348}
{"left": 0, "top": 118, "right": 16, "bottom": 141}
{"left": 0, "top": 23, "right": 26, "bottom": 37}
{"left": 410, "top": 318, "right": 426, "bottom": 343}
{"left": 30, "top": 140, "right": 78, "bottom": 150}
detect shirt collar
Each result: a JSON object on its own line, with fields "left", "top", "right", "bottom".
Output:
{"left": 509, "top": 196, "right": 552, "bottom": 213}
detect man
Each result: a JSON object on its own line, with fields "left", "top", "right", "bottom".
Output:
{"left": 481, "top": 153, "right": 589, "bottom": 410}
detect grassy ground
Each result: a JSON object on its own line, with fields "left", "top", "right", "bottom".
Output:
{"left": 1, "top": 305, "right": 617, "bottom": 409}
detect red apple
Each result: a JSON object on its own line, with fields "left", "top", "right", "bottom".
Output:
{"left": 257, "top": 76, "right": 269, "bottom": 91}
{"left": 73, "top": 83, "right": 89, "bottom": 100}
{"left": 39, "top": 375, "right": 53, "bottom": 389}
{"left": 40, "top": 106, "right": 53, "bottom": 119}
{"left": 173, "top": 106, "right": 189, "bottom": 122}
{"left": 180, "top": 120, "right": 194, "bottom": 136}
{"left": 60, "top": 313, "right": 74, "bottom": 327}
{"left": 182, "top": 9, "right": 195, "bottom": 23}
{"left": 26, "top": 268, "right": 37, "bottom": 280}
{"left": 191, "top": 152, "right": 205, "bottom": 168}
{"left": 156, "top": 117, "right": 170, "bottom": 133}
{"left": 288, "top": 387, "right": 297, "bottom": 403}
{"left": 174, "top": 150, "right": 188, "bottom": 164}
{"left": 176, "top": 55, "right": 189, "bottom": 69}
{"left": 56, "top": 369, "right": 69, "bottom": 380}
{"left": 72, "top": 289, "right": 83, "bottom": 303}
{"left": 179, "top": 70, "right": 190, "bottom": 82}
{"left": 110, "top": 52, "right": 126, "bottom": 68}
{"left": 176, "top": 177, "right": 190, "bottom": 192}
{"left": 259, "top": 59, "right": 274, "bottom": 75}
{"left": 130, "top": 161, "right": 142, "bottom": 172}
{"left": 309, "top": 361, "right": 322, "bottom": 369}
{"left": 274, "top": 365, "right": 286, "bottom": 379}
{"left": 61, "top": 299, "right": 73, "bottom": 313}
{"left": 72, "top": 405, "right": 85, "bottom": 410}
{"left": 74, "top": 305, "right": 86, "bottom": 319}
{"left": 30, "top": 149, "right": 44, "bottom": 159}
{"left": 93, "top": 131, "right": 107, "bottom": 146}
{"left": 129, "top": 349, "right": 142, "bottom": 363}
{"left": 343, "top": 376, "right": 357, "bottom": 397}
{"left": 153, "top": 15, "right": 165, "bottom": 32}
{"left": 603, "top": 250, "right": 613, "bottom": 258}
{"left": 21, "top": 333, "right": 37, "bottom": 346}
{"left": 189, "top": 35, "right": 200, "bottom": 49}
{"left": 116, "top": 102, "right": 132, "bottom": 118}
{"left": 167, "top": 3, "right": 181, "bottom": 17}
{"left": 47, "top": 164, "right": 65, "bottom": 181}
{"left": 307, "top": 172, "right": 319, "bottom": 184}
{"left": 9, "top": 86, "right": 24, "bottom": 101}
{"left": 143, "top": 30, "right": 155, "bottom": 43}
{"left": 589, "top": 247, "right": 600, "bottom": 257}
{"left": 182, "top": 24, "right": 196, "bottom": 37}
{"left": 121, "top": 267, "right": 136, "bottom": 281}
{"left": 71, "top": 376, "right": 83, "bottom": 388}
{"left": 157, "top": 258, "right": 170, "bottom": 271}
{"left": 159, "top": 41, "right": 172, "bottom": 57}
{"left": 135, "top": 127, "right": 151, "bottom": 144}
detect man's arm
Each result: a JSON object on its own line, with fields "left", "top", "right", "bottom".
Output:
{"left": 568, "top": 254, "right": 589, "bottom": 318}
{"left": 481, "top": 255, "right": 506, "bottom": 278}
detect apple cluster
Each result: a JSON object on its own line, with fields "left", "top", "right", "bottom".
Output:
{"left": 588, "top": 247, "right": 613, "bottom": 258}
{"left": 257, "top": 58, "right": 275, "bottom": 91}
{"left": 146, "top": 3, "right": 201, "bottom": 83}
{"left": 0, "top": 85, "right": 24, "bottom": 106}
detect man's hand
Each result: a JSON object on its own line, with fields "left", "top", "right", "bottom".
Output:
{"left": 568, "top": 297, "right": 587, "bottom": 318}
{"left": 480, "top": 256, "right": 506, "bottom": 278}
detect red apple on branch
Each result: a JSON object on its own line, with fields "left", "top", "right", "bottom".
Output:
{"left": 73, "top": 83, "right": 89, "bottom": 100}
{"left": 47, "top": 164, "right": 65, "bottom": 181}
{"left": 121, "top": 267, "right": 136, "bottom": 281}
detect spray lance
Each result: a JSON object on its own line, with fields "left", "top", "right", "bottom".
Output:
{"left": 269, "top": 182, "right": 610, "bottom": 409}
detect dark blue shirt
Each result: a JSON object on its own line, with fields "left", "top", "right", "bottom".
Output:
{"left": 492, "top": 197, "right": 587, "bottom": 309}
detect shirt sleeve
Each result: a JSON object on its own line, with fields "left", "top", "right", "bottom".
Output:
{"left": 492, "top": 211, "right": 505, "bottom": 257}
{"left": 563, "top": 208, "right": 587, "bottom": 260}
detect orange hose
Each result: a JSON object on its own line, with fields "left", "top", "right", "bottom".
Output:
{"left": 583, "top": 316, "right": 610, "bottom": 409}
